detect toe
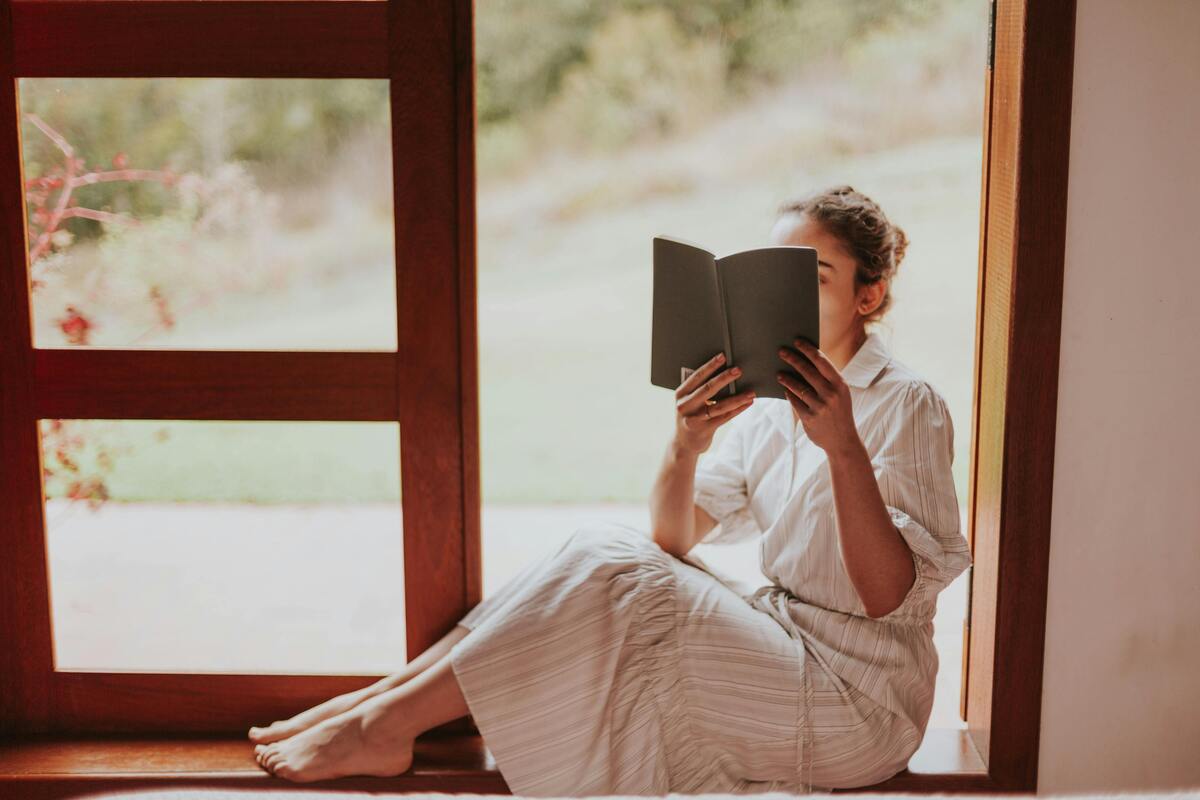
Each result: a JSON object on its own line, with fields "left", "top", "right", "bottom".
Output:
{"left": 250, "top": 722, "right": 283, "bottom": 743}
{"left": 274, "top": 762, "right": 299, "bottom": 781}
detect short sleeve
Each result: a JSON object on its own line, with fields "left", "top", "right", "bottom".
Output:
{"left": 870, "top": 382, "right": 973, "bottom": 623}
{"left": 692, "top": 410, "right": 763, "bottom": 546}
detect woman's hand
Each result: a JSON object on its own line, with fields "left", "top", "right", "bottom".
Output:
{"left": 674, "top": 351, "right": 756, "bottom": 455}
{"left": 777, "top": 338, "right": 862, "bottom": 457}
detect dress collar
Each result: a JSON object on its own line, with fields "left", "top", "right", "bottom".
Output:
{"left": 766, "top": 330, "right": 893, "bottom": 439}
{"left": 839, "top": 329, "right": 893, "bottom": 389}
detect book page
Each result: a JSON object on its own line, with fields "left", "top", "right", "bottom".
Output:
{"left": 715, "top": 246, "right": 820, "bottom": 401}
{"left": 650, "top": 236, "right": 734, "bottom": 397}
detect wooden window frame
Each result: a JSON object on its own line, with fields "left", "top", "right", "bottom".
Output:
{"left": 0, "top": 0, "right": 479, "bottom": 736}
{"left": 959, "top": 0, "right": 1077, "bottom": 790}
{"left": 0, "top": 0, "right": 1076, "bottom": 794}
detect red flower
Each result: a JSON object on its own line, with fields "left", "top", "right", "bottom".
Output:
{"left": 57, "top": 305, "right": 94, "bottom": 345}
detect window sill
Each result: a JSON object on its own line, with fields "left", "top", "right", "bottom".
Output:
{"left": 0, "top": 728, "right": 989, "bottom": 798}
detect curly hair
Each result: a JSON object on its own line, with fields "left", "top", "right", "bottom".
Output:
{"left": 776, "top": 185, "right": 907, "bottom": 325}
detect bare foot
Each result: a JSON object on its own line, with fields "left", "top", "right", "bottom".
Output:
{"left": 254, "top": 704, "right": 414, "bottom": 783}
{"left": 248, "top": 688, "right": 376, "bottom": 745}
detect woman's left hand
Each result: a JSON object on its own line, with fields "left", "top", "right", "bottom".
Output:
{"left": 777, "top": 338, "right": 862, "bottom": 457}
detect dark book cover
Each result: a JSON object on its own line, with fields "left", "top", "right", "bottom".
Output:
{"left": 651, "top": 235, "right": 820, "bottom": 401}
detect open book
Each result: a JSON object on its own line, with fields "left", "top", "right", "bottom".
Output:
{"left": 650, "top": 235, "right": 820, "bottom": 402}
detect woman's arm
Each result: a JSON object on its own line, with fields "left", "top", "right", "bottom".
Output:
{"left": 825, "top": 438, "right": 916, "bottom": 618}
{"left": 777, "top": 337, "right": 915, "bottom": 618}
{"left": 648, "top": 439, "right": 707, "bottom": 558}
{"left": 651, "top": 351, "right": 756, "bottom": 558}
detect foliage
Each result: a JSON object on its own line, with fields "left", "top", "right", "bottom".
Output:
{"left": 476, "top": 0, "right": 978, "bottom": 177}
{"left": 539, "top": 7, "right": 727, "bottom": 152}
{"left": 19, "top": 78, "right": 389, "bottom": 249}
{"left": 27, "top": 114, "right": 199, "bottom": 507}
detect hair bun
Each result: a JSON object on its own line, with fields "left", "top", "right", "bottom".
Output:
{"left": 774, "top": 185, "right": 904, "bottom": 324}
{"left": 891, "top": 224, "right": 909, "bottom": 268}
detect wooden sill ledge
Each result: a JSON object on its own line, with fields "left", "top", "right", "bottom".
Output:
{"left": 0, "top": 728, "right": 990, "bottom": 799}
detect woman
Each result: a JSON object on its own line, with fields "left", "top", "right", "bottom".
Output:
{"left": 248, "top": 185, "right": 973, "bottom": 794}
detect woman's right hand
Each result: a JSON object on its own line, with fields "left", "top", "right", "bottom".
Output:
{"left": 674, "top": 351, "right": 756, "bottom": 455}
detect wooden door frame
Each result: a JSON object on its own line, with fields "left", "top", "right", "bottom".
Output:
{"left": 961, "top": 0, "right": 1077, "bottom": 790}
{"left": 1, "top": 0, "right": 1076, "bottom": 793}
{"left": 0, "top": 0, "right": 477, "bottom": 735}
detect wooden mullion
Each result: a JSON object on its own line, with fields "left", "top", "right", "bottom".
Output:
{"left": 10, "top": 1, "right": 389, "bottom": 79}
{"left": 453, "top": 0, "right": 482, "bottom": 665}
{"left": 0, "top": 0, "right": 55, "bottom": 735}
{"left": 389, "top": 0, "right": 469, "bottom": 667}
{"left": 33, "top": 350, "right": 398, "bottom": 422}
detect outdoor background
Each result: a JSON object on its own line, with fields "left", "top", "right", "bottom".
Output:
{"left": 27, "top": 0, "right": 986, "bottom": 727}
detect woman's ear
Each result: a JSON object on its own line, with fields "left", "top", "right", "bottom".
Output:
{"left": 857, "top": 279, "right": 887, "bottom": 317}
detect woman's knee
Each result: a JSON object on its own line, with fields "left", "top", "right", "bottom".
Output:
{"left": 570, "top": 522, "right": 653, "bottom": 550}
{"left": 561, "top": 523, "right": 658, "bottom": 571}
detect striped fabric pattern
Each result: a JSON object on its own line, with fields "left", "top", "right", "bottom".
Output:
{"left": 692, "top": 329, "right": 973, "bottom": 786}
{"left": 450, "top": 522, "right": 917, "bottom": 795}
{"left": 446, "top": 330, "right": 970, "bottom": 795}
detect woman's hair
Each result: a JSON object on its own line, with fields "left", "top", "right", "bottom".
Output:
{"left": 776, "top": 185, "right": 907, "bottom": 325}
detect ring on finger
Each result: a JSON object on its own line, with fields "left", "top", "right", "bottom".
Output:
{"left": 782, "top": 375, "right": 808, "bottom": 397}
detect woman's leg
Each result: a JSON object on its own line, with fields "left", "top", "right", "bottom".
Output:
{"left": 254, "top": 524, "right": 683, "bottom": 788}
{"left": 248, "top": 623, "right": 471, "bottom": 744}
{"left": 255, "top": 645, "right": 470, "bottom": 782}
{"left": 248, "top": 537, "right": 567, "bottom": 744}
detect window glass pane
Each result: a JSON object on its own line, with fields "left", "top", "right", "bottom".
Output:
{"left": 41, "top": 419, "right": 404, "bottom": 675}
{"left": 475, "top": 2, "right": 987, "bottom": 730}
{"left": 20, "top": 78, "right": 396, "bottom": 350}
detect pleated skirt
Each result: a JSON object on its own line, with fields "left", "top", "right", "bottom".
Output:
{"left": 447, "top": 521, "right": 913, "bottom": 797}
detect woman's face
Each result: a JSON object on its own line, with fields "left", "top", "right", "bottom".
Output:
{"left": 767, "top": 212, "right": 885, "bottom": 348}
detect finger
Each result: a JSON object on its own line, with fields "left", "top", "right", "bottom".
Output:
{"left": 676, "top": 386, "right": 748, "bottom": 429}
{"left": 792, "top": 338, "right": 841, "bottom": 384}
{"left": 679, "top": 392, "right": 752, "bottom": 432}
{"left": 682, "top": 365, "right": 741, "bottom": 412}
{"left": 709, "top": 399, "right": 754, "bottom": 425}
{"left": 789, "top": 395, "right": 814, "bottom": 420}
{"left": 702, "top": 390, "right": 755, "bottom": 420}
{"left": 778, "top": 373, "right": 819, "bottom": 410}
{"left": 778, "top": 346, "right": 832, "bottom": 397}
{"left": 782, "top": 382, "right": 816, "bottom": 419}
{"left": 675, "top": 351, "right": 728, "bottom": 398}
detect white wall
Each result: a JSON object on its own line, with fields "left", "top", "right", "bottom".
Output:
{"left": 1038, "top": 0, "right": 1200, "bottom": 792}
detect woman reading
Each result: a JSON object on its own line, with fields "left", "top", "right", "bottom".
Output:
{"left": 248, "top": 185, "right": 973, "bottom": 795}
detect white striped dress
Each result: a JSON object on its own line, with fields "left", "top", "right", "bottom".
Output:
{"left": 448, "top": 330, "right": 973, "bottom": 796}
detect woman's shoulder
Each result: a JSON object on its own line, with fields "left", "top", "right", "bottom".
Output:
{"left": 860, "top": 360, "right": 957, "bottom": 463}
{"left": 871, "top": 360, "right": 951, "bottom": 415}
